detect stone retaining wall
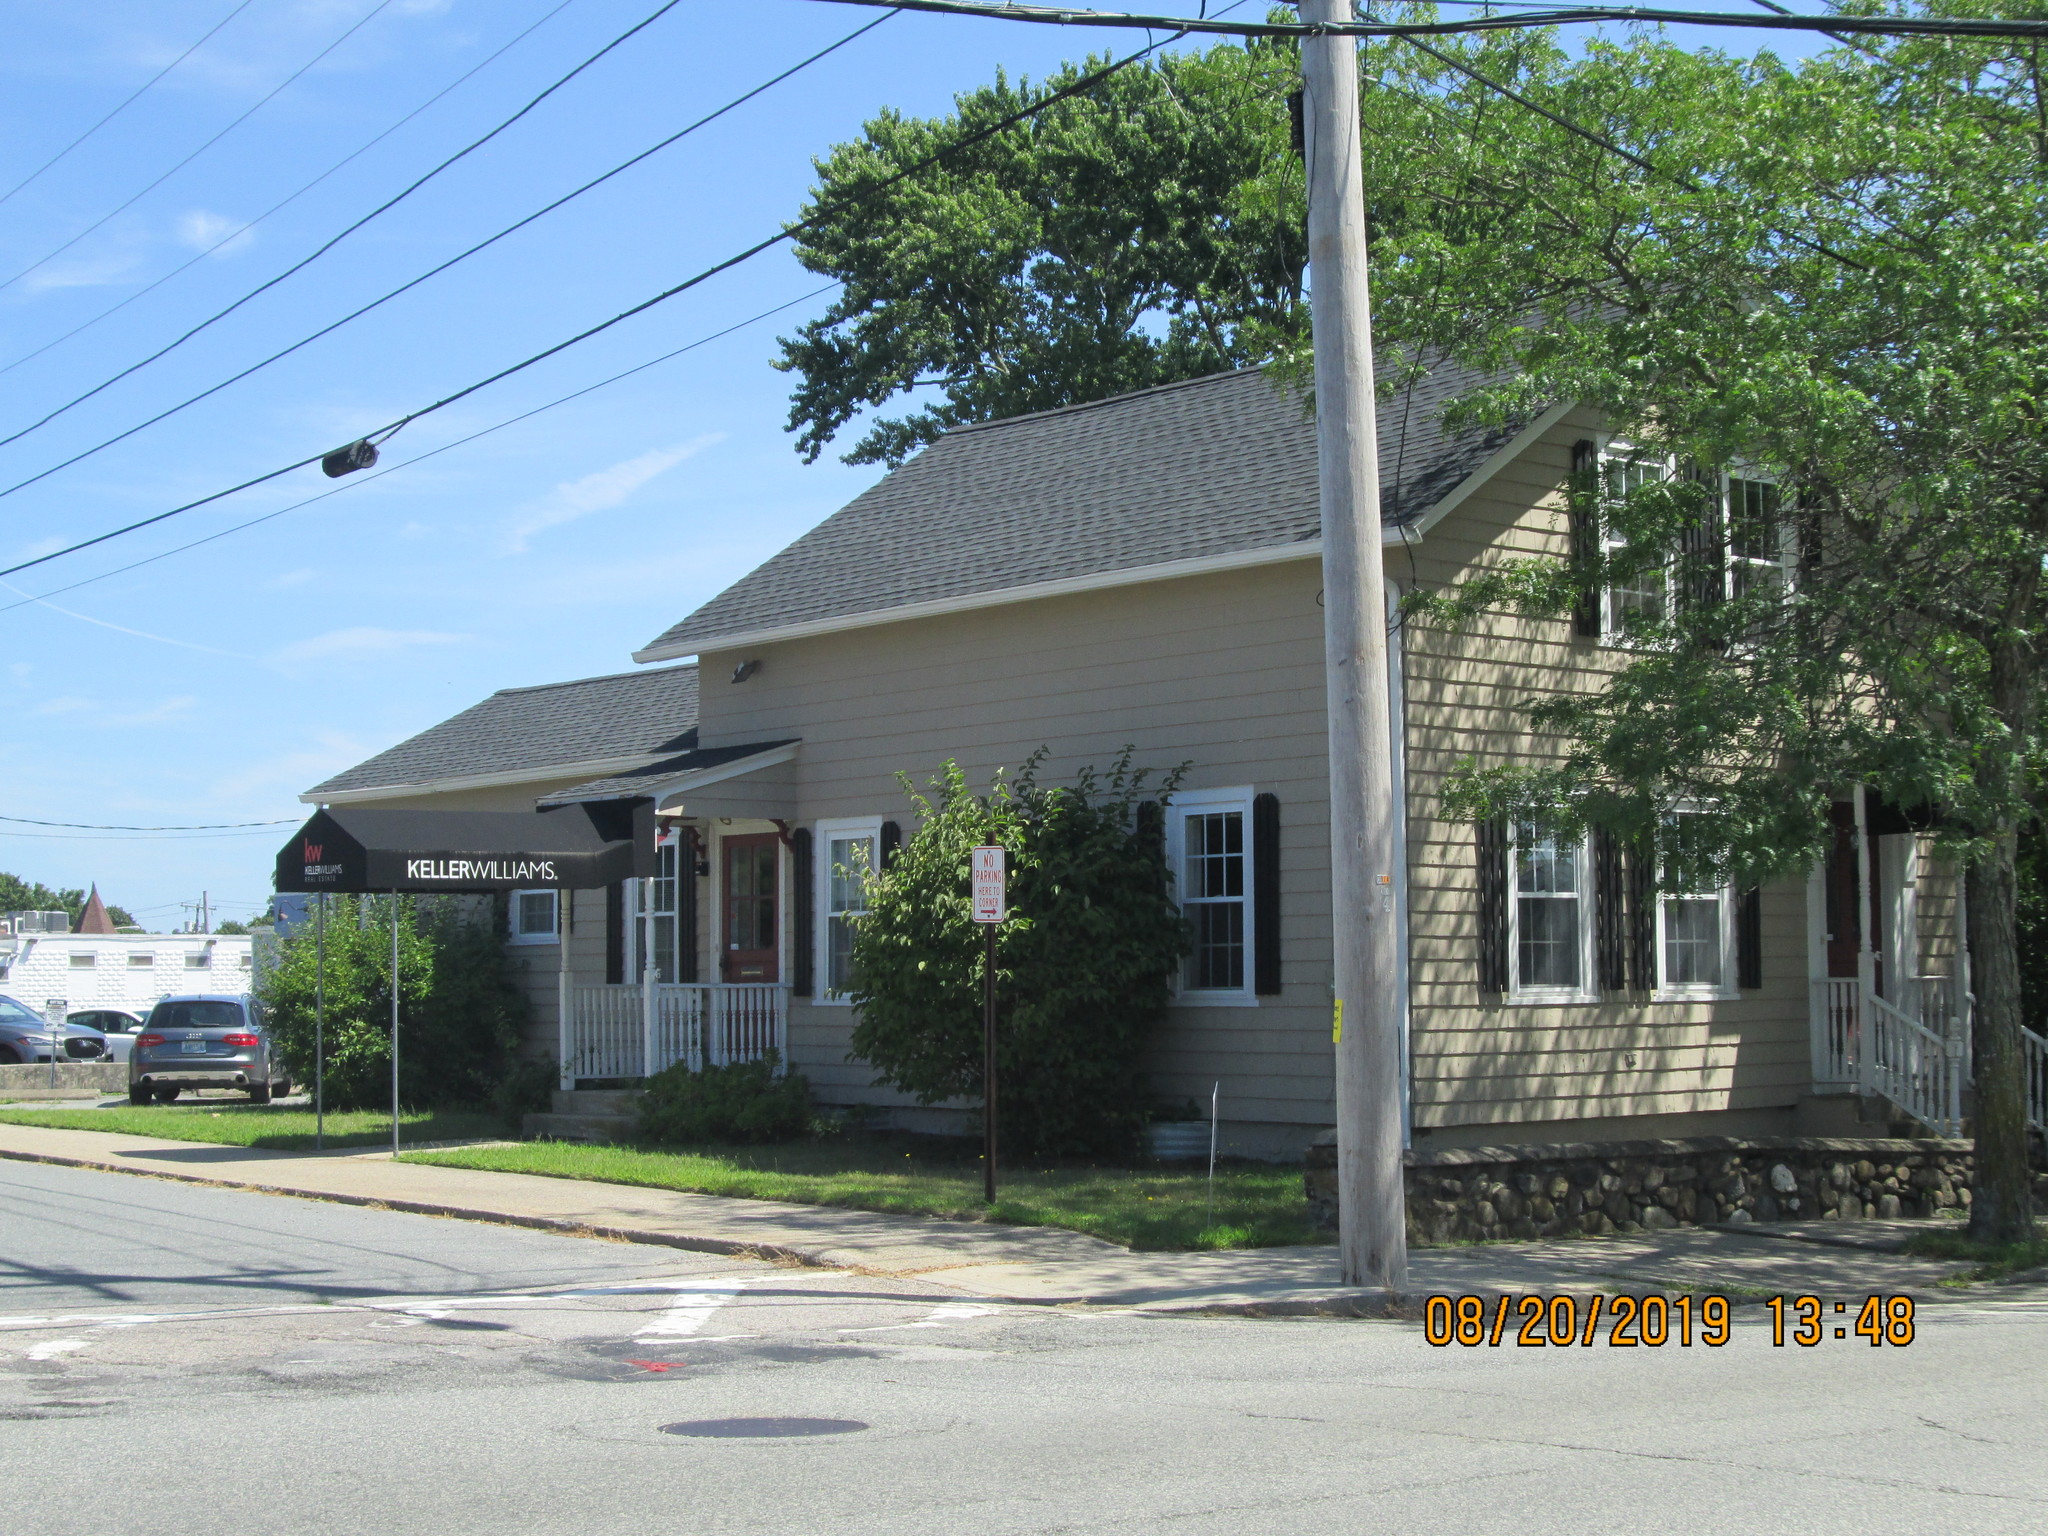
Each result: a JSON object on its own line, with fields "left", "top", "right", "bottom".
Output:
{"left": 0, "top": 1061, "right": 126, "bottom": 1096}
{"left": 1302, "top": 1134, "right": 2019, "bottom": 1246}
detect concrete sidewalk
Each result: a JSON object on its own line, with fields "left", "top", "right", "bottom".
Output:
{"left": 0, "top": 1119, "right": 2027, "bottom": 1313}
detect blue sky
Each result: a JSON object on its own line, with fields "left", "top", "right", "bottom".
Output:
{"left": 0, "top": 1, "right": 1833, "bottom": 930}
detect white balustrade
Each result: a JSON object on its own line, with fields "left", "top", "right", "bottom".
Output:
{"left": 1809, "top": 974, "right": 1971, "bottom": 1137}
{"left": 563, "top": 983, "right": 788, "bottom": 1083}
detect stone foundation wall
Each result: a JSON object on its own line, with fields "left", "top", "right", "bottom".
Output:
{"left": 1303, "top": 1134, "right": 2008, "bottom": 1245}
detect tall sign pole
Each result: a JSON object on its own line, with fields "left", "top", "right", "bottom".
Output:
{"left": 971, "top": 844, "right": 1007, "bottom": 1204}
{"left": 1301, "top": 0, "right": 1408, "bottom": 1292}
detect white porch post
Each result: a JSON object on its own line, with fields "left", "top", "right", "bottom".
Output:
{"left": 1853, "top": 785, "right": 1876, "bottom": 1097}
{"left": 556, "top": 888, "right": 572, "bottom": 1091}
{"left": 1805, "top": 864, "right": 1830, "bottom": 1087}
{"left": 639, "top": 877, "right": 656, "bottom": 1079}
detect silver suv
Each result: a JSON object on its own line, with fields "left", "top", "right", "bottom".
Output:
{"left": 129, "top": 994, "right": 290, "bottom": 1105}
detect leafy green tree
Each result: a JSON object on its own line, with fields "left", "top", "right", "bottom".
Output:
{"left": 257, "top": 896, "right": 527, "bottom": 1108}
{"left": 779, "top": 38, "right": 1304, "bottom": 466}
{"left": 0, "top": 872, "right": 86, "bottom": 920}
{"left": 1341, "top": 15, "right": 2046, "bottom": 1240}
{"left": 849, "top": 752, "right": 1189, "bottom": 1157}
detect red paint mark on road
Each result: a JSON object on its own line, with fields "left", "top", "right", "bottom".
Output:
{"left": 627, "top": 1359, "right": 687, "bottom": 1372}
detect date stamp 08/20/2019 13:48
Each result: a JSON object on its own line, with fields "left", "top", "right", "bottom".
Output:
{"left": 1422, "top": 1293, "right": 1919, "bottom": 1350}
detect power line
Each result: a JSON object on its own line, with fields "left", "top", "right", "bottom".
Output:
{"left": 0, "top": 283, "right": 840, "bottom": 615}
{"left": 809, "top": 0, "right": 2048, "bottom": 40}
{"left": 0, "top": 0, "right": 403, "bottom": 298}
{"left": 0, "top": 813, "right": 296, "bottom": 830}
{"left": 0, "top": 0, "right": 686, "bottom": 453}
{"left": 0, "top": 21, "right": 1191, "bottom": 581}
{"left": 0, "top": 7, "right": 896, "bottom": 498}
{"left": 0, "top": 0, "right": 262, "bottom": 211}
{"left": 0, "top": 0, "right": 584, "bottom": 382}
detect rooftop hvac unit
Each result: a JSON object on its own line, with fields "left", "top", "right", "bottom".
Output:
{"left": 9, "top": 910, "right": 71, "bottom": 934}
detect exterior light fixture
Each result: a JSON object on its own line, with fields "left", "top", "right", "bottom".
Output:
{"left": 322, "top": 439, "right": 380, "bottom": 478}
{"left": 730, "top": 659, "right": 760, "bottom": 684}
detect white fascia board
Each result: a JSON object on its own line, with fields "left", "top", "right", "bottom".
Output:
{"left": 631, "top": 540, "right": 1334, "bottom": 662}
{"left": 301, "top": 751, "right": 674, "bottom": 805}
{"left": 1403, "top": 401, "right": 1578, "bottom": 538}
{"left": 545, "top": 743, "right": 801, "bottom": 809}
{"left": 634, "top": 405, "right": 1577, "bottom": 664}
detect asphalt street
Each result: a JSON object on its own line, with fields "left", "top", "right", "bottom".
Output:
{"left": 5, "top": 1160, "right": 2046, "bottom": 1536}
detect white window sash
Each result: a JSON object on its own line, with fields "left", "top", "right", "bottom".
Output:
{"left": 1167, "top": 787, "right": 1257, "bottom": 1006}
{"left": 813, "top": 817, "right": 882, "bottom": 1004}
{"left": 507, "top": 889, "right": 559, "bottom": 946}
{"left": 1505, "top": 827, "right": 1596, "bottom": 1004}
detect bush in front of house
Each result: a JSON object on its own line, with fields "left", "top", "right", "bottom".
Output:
{"left": 848, "top": 750, "right": 1190, "bottom": 1159}
{"left": 257, "top": 895, "right": 529, "bottom": 1109}
{"left": 637, "top": 1053, "right": 812, "bottom": 1145}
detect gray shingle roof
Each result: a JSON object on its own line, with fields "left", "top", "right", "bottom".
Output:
{"left": 307, "top": 665, "right": 700, "bottom": 797}
{"left": 638, "top": 361, "right": 1523, "bottom": 658}
{"left": 536, "top": 739, "right": 799, "bottom": 805}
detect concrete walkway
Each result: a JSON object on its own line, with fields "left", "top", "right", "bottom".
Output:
{"left": 0, "top": 1119, "right": 2028, "bottom": 1313}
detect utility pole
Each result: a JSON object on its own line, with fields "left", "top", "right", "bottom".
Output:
{"left": 1300, "top": 0, "right": 1408, "bottom": 1293}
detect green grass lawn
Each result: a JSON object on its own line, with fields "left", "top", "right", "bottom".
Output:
{"left": 1901, "top": 1222, "right": 2048, "bottom": 1283}
{"left": 402, "top": 1136, "right": 1326, "bottom": 1252}
{"left": 0, "top": 1102, "right": 512, "bottom": 1152}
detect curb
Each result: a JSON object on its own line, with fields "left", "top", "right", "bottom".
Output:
{"left": 0, "top": 1143, "right": 840, "bottom": 1271}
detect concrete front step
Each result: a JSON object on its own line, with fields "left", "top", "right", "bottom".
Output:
{"left": 521, "top": 1111, "right": 638, "bottom": 1144}
{"left": 551, "top": 1088, "right": 643, "bottom": 1116}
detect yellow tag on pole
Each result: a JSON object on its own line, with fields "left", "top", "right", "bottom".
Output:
{"left": 1331, "top": 998, "right": 1343, "bottom": 1044}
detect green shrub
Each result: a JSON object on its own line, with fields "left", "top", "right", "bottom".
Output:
{"left": 491, "top": 1057, "right": 559, "bottom": 1128}
{"left": 848, "top": 750, "right": 1189, "bottom": 1159}
{"left": 637, "top": 1054, "right": 811, "bottom": 1145}
{"left": 257, "top": 895, "right": 528, "bottom": 1109}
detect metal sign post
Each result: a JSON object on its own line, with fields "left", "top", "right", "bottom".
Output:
{"left": 42, "top": 998, "right": 65, "bottom": 1089}
{"left": 970, "top": 846, "right": 1007, "bottom": 1203}
{"left": 391, "top": 892, "right": 401, "bottom": 1158}
{"left": 314, "top": 893, "right": 326, "bottom": 1151}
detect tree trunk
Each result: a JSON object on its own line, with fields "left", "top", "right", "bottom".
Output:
{"left": 1965, "top": 829, "right": 2037, "bottom": 1244}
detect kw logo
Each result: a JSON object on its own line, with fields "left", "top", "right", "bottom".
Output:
{"left": 303, "top": 841, "right": 323, "bottom": 862}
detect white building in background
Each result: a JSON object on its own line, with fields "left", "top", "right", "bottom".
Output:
{"left": 0, "top": 929, "right": 255, "bottom": 1015}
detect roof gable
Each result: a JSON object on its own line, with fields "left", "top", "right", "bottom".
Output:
{"left": 638, "top": 362, "right": 1522, "bottom": 660}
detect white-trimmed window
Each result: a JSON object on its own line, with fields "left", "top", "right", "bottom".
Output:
{"left": 69, "top": 951, "right": 96, "bottom": 969}
{"left": 128, "top": 951, "right": 154, "bottom": 968}
{"left": 815, "top": 818, "right": 881, "bottom": 1002}
{"left": 184, "top": 949, "right": 210, "bottom": 970}
{"left": 509, "top": 889, "right": 559, "bottom": 946}
{"left": 1509, "top": 821, "right": 1595, "bottom": 1002}
{"left": 1167, "top": 787, "right": 1256, "bottom": 1003}
{"left": 1598, "top": 444, "right": 1790, "bottom": 640}
{"left": 1655, "top": 828, "right": 1737, "bottom": 999}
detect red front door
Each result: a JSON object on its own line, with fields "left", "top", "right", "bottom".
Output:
{"left": 722, "top": 833, "right": 779, "bottom": 983}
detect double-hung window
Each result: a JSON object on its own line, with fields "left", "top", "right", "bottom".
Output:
{"left": 1655, "top": 819, "right": 1736, "bottom": 998}
{"left": 508, "top": 889, "right": 558, "bottom": 946}
{"left": 1509, "top": 821, "right": 1594, "bottom": 1001}
{"left": 1168, "top": 788, "right": 1256, "bottom": 1003}
{"left": 814, "top": 819, "right": 880, "bottom": 1002}
{"left": 1602, "top": 454, "right": 1668, "bottom": 633}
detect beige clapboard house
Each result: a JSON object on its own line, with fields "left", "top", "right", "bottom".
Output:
{"left": 303, "top": 365, "right": 1972, "bottom": 1156}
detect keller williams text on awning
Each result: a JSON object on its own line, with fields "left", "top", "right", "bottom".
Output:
{"left": 275, "top": 804, "right": 643, "bottom": 894}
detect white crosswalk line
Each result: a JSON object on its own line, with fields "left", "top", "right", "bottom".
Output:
{"left": 24, "top": 1338, "right": 90, "bottom": 1360}
{"left": 839, "top": 1302, "right": 1004, "bottom": 1334}
{"left": 634, "top": 1279, "right": 754, "bottom": 1339}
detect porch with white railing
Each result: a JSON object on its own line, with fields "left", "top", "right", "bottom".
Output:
{"left": 1812, "top": 975, "right": 2047, "bottom": 1137}
{"left": 558, "top": 982, "right": 789, "bottom": 1086}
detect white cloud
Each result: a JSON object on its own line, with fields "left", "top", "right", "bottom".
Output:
{"left": 272, "top": 627, "right": 467, "bottom": 664}
{"left": 33, "top": 696, "right": 94, "bottom": 717}
{"left": 176, "top": 210, "right": 255, "bottom": 258}
{"left": 504, "top": 436, "right": 722, "bottom": 554}
{"left": 268, "top": 568, "right": 315, "bottom": 589}
{"left": 9, "top": 663, "right": 30, "bottom": 681}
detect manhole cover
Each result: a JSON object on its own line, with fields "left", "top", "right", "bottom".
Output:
{"left": 659, "top": 1417, "right": 868, "bottom": 1439}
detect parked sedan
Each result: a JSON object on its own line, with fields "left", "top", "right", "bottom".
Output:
{"left": 129, "top": 994, "right": 290, "bottom": 1104}
{"left": 69, "top": 1008, "right": 147, "bottom": 1063}
{"left": 0, "top": 994, "right": 110, "bottom": 1063}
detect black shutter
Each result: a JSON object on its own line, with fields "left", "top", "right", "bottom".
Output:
{"left": 790, "top": 827, "right": 814, "bottom": 998}
{"left": 879, "top": 820, "right": 902, "bottom": 870}
{"left": 1626, "top": 842, "right": 1656, "bottom": 991}
{"left": 603, "top": 881, "right": 625, "bottom": 985}
{"left": 1676, "top": 462, "right": 1725, "bottom": 616}
{"left": 1736, "top": 885, "right": 1762, "bottom": 990}
{"left": 1135, "top": 800, "right": 1165, "bottom": 865}
{"left": 1569, "top": 438, "right": 1601, "bottom": 637}
{"left": 1594, "top": 828, "right": 1627, "bottom": 993}
{"left": 676, "top": 827, "right": 700, "bottom": 984}
{"left": 1476, "top": 818, "right": 1509, "bottom": 994}
{"left": 1253, "top": 792, "right": 1281, "bottom": 995}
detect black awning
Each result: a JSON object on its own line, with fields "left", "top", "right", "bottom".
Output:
{"left": 275, "top": 804, "right": 640, "bottom": 893}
